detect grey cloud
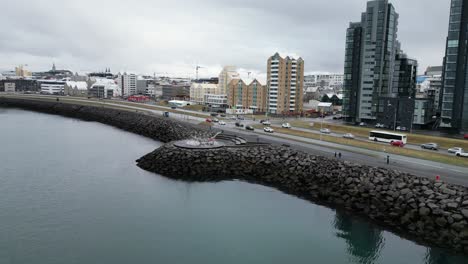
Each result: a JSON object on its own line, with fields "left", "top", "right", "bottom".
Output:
{"left": 0, "top": 0, "right": 452, "bottom": 76}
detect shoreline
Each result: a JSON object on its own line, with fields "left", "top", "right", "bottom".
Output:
{"left": 2, "top": 97, "right": 468, "bottom": 255}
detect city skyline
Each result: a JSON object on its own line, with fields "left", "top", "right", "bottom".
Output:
{"left": 0, "top": 0, "right": 449, "bottom": 77}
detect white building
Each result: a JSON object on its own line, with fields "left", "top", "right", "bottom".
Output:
{"left": 205, "top": 94, "right": 227, "bottom": 108}
{"left": 190, "top": 83, "right": 218, "bottom": 104}
{"left": 39, "top": 80, "right": 66, "bottom": 94}
{"left": 90, "top": 78, "right": 121, "bottom": 98}
{"left": 218, "top": 66, "right": 240, "bottom": 95}
{"left": 4, "top": 82, "right": 16, "bottom": 92}
{"left": 117, "top": 73, "right": 137, "bottom": 97}
{"left": 64, "top": 81, "right": 88, "bottom": 96}
{"left": 146, "top": 82, "right": 157, "bottom": 97}
{"left": 304, "top": 73, "right": 344, "bottom": 90}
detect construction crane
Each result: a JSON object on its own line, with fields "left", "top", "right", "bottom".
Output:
{"left": 195, "top": 65, "right": 204, "bottom": 80}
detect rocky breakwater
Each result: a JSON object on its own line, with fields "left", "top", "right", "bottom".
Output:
{"left": 137, "top": 143, "right": 468, "bottom": 254}
{"left": 0, "top": 97, "right": 211, "bottom": 142}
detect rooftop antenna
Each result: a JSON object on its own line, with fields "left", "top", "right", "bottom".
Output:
{"left": 248, "top": 72, "right": 252, "bottom": 78}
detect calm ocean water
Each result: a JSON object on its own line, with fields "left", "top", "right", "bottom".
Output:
{"left": 0, "top": 108, "right": 467, "bottom": 264}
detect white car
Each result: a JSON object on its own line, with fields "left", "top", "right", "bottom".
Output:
{"left": 320, "top": 128, "right": 331, "bottom": 134}
{"left": 262, "top": 121, "right": 271, "bottom": 126}
{"left": 264, "top": 127, "right": 274, "bottom": 133}
{"left": 375, "top": 123, "right": 385, "bottom": 128}
{"left": 282, "top": 123, "right": 291, "bottom": 128}
{"left": 218, "top": 121, "right": 226, "bottom": 126}
{"left": 448, "top": 147, "right": 463, "bottom": 154}
{"left": 456, "top": 151, "right": 468, "bottom": 158}
{"left": 343, "top": 133, "right": 355, "bottom": 139}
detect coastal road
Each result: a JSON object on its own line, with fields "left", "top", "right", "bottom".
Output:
{"left": 3, "top": 94, "right": 468, "bottom": 186}
{"left": 212, "top": 121, "right": 468, "bottom": 186}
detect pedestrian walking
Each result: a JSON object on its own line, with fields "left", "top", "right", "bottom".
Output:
{"left": 338, "top": 152, "right": 342, "bottom": 159}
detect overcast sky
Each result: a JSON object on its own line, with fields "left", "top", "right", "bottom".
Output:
{"left": 0, "top": 0, "right": 450, "bottom": 78}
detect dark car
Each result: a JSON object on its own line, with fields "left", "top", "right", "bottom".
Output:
{"left": 220, "top": 114, "right": 226, "bottom": 117}
{"left": 235, "top": 122, "right": 244, "bottom": 128}
{"left": 464, "top": 134, "right": 468, "bottom": 140}
{"left": 246, "top": 126, "right": 254, "bottom": 131}
{"left": 210, "top": 113, "right": 219, "bottom": 117}
{"left": 171, "top": 106, "right": 177, "bottom": 109}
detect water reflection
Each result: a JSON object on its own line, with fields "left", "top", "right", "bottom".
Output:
{"left": 425, "top": 248, "right": 467, "bottom": 264}
{"left": 334, "top": 211, "right": 383, "bottom": 264}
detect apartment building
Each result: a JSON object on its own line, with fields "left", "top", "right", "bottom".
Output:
{"left": 117, "top": 73, "right": 137, "bottom": 97}
{"left": 218, "top": 66, "right": 240, "bottom": 95}
{"left": 227, "top": 79, "right": 267, "bottom": 113}
{"left": 190, "top": 83, "right": 218, "bottom": 104}
{"left": 266, "top": 53, "right": 304, "bottom": 114}
{"left": 440, "top": 0, "right": 468, "bottom": 131}
{"left": 343, "top": 0, "right": 418, "bottom": 130}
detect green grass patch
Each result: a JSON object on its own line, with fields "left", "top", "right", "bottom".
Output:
{"left": 254, "top": 124, "right": 468, "bottom": 167}
{"left": 183, "top": 104, "right": 204, "bottom": 111}
{"left": 289, "top": 121, "right": 468, "bottom": 150}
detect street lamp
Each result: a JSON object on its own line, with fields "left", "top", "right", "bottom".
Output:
{"left": 388, "top": 102, "right": 397, "bottom": 131}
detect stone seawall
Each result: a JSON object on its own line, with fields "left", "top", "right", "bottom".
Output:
{"left": 4, "top": 97, "right": 468, "bottom": 254}
{"left": 0, "top": 97, "right": 211, "bottom": 143}
{"left": 137, "top": 143, "right": 468, "bottom": 254}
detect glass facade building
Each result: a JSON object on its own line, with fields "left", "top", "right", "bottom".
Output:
{"left": 440, "top": 0, "right": 468, "bottom": 131}
{"left": 342, "top": 0, "right": 417, "bottom": 129}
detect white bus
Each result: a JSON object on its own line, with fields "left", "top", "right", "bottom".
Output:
{"left": 369, "top": 130, "right": 407, "bottom": 144}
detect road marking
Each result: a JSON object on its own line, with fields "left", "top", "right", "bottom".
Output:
{"left": 392, "top": 158, "right": 443, "bottom": 169}
{"left": 448, "top": 169, "right": 466, "bottom": 173}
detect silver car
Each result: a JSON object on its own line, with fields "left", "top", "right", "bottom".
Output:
{"left": 421, "top": 143, "right": 439, "bottom": 151}
{"left": 343, "top": 133, "right": 355, "bottom": 139}
{"left": 320, "top": 128, "right": 331, "bottom": 134}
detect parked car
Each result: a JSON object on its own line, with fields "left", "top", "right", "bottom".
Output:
{"left": 210, "top": 113, "right": 218, "bottom": 117}
{"left": 421, "top": 143, "right": 439, "bottom": 151}
{"left": 219, "top": 121, "right": 226, "bottom": 126}
{"left": 264, "top": 127, "right": 274, "bottom": 133}
{"left": 213, "top": 118, "right": 219, "bottom": 123}
{"left": 237, "top": 116, "right": 245, "bottom": 120}
{"left": 343, "top": 133, "right": 355, "bottom": 139}
{"left": 320, "top": 128, "right": 331, "bottom": 134}
{"left": 220, "top": 114, "right": 226, "bottom": 117}
{"left": 262, "top": 120, "right": 271, "bottom": 126}
{"left": 229, "top": 116, "right": 237, "bottom": 120}
{"left": 448, "top": 147, "right": 463, "bottom": 154}
{"left": 390, "top": 141, "right": 405, "bottom": 147}
{"left": 333, "top": 115, "right": 343, "bottom": 120}
{"left": 171, "top": 106, "right": 177, "bottom": 109}
{"left": 205, "top": 118, "right": 212, "bottom": 123}
{"left": 396, "top": 126, "right": 408, "bottom": 131}
{"left": 246, "top": 125, "right": 254, "bottom": 131}
{"left": 359, "top": 122, "right": 367, "bottom": 127}
{"left": 375, "top": 123, "right": 385, "bottom": 128}
{"left": 456, "top": 151, "right": 468, "bottom": 157}
{"left": 282, "top": 123, "right": 292, "bottom": 128}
